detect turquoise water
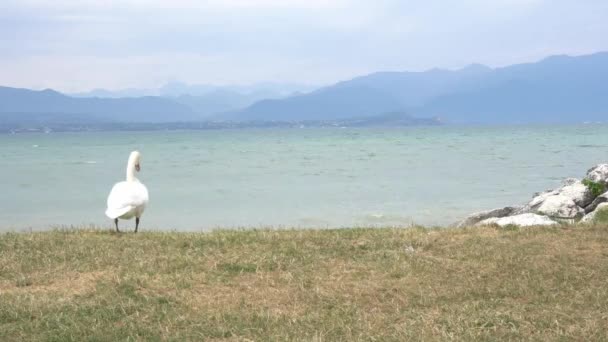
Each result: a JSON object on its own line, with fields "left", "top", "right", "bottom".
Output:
{"left": 1, "top": 125, "right": 607, "bottom": 232}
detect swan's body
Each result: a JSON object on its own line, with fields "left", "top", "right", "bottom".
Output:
{"left": 105, "top": 181, "right": 148, "bottom": 220}
{"left": 105, "top": 151, "right": 149, "bottom": 232}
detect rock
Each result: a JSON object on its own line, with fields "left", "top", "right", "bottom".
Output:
{"left": 455, "top": 206, "right": 521, "bottom": 228}
{"left": 459, "top": 164, "right": 608, "bottom": 227}
{"left": 584, "top": 191, "right": 608, "bottom": 213}
{"left": 585, "top": 164, "right": 608, "bottom": 185}
{"left": 529, "top": 190, "right": 557, "bottom": 207}
{"left": 515, "top": 190, "right": 558, "bottom": 214}
{"left": 557, "top": 181, "right": 594, "bottom": 207}
{"left": 536, "top": 195, "right": 584, "bottom": 219}
{"left": 561, "top": 178, "right": 580, "bottom": 186}
{"left": 582, "top": 203, "right": 608, "bottom": 223}
{"left": 517, "top": 180, "right": 593, "bottom": 215}
{"left": 477, "top": 213, "right": 558, "bottom": 227}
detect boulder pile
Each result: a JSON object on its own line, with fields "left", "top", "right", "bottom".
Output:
{"left": 457, "top": 164, "right": 608, "bottom": 227}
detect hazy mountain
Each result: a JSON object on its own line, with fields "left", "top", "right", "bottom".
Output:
{"left": 331, "top": 63, "right": 492, "bottom": 107}
{"left": 226, "top": 64, "right": 494, "bottom": 121}
{"left": 171, "top": 90, "right": 275, "bottom": 119}
{"left": 70, "top": 82, "right": 318, "bottom": 119}
{"left": 159, "top": 81, "right": 316, "bottom": 98}
{"left": 71, "top": 88, "right": 159, "bottom": 98}
{"left": 3, "top": 52, "right": 607, "bottom": 128}
{"left": 418, "top": 52, "right": 608, "bottom": 123}
{"left": 73, "top": 81, "right": 317, "bottom": 99}
{"left": 228, "top": 52, "right": 608, "bottom": 123}
{"left": 167, "top": 86, "right": 318, "bottom": 119}
{"left": 220, "top": 85, "right": 404, "bottom": 121}
{"left": 0, "top": 87, "right": 195, "bottom": 124}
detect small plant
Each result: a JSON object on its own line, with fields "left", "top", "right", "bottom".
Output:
{"left": 582, "top": 179, "right": 606, "bottom": 197}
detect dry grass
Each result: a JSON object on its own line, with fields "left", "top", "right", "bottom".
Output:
{"left": 1, "top": 224, "right": 608, "bottom": 341}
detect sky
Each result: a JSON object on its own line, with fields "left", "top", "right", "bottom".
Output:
{"left": 1, "top": 0, "right": 607, "bottom": 92}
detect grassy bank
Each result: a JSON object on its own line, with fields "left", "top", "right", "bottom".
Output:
{"left": 1, "top": 224, "right": 608, "bottom": 341}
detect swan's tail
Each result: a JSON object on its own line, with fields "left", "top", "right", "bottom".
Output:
{"left": 105, "top": 206, "right": 133, "bottom": 219}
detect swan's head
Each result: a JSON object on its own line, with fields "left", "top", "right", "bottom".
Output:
{"left": 128, "top": 150, "right": 142, "bottom": 172}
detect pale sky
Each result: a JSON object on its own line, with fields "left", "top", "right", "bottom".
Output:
{"left": 1, "top": 0, "right": 607, "bottom": 92}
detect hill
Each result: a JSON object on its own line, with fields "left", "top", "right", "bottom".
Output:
{"left": 2, "top": 52, "right": 607, "bottom": 127}
{"left": 0, "top": 87, "right": 196, "bottom": 124}
{"left": 70, "top": 82, "right": 316, "bottom": 119}
{"left": 420, "top": 53, "right": 608, "bottom": 123}
{"left": 229, "top": 52, "right": 608, "bottom": 123}
{"left": 220, "top": 85, "right": 404, "bottom": 121}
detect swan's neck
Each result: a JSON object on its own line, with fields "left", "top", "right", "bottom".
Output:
{"left": 126, "top": 161, "right": 137, "bottom": 182}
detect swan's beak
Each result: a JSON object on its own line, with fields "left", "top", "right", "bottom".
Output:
{"left": 135, "top": 164, "right": 140, "bottom": 172}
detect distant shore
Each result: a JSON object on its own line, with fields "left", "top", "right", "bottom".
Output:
{"left": 1, "top": 116, "right": 442, "bottom": 134}
{"left": 2, "top": 224, "right": 607, "bottom": 340}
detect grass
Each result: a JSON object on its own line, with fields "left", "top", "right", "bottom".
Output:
{"left": 1, "top": 224, "right": 608, "bottom": 341}
{"left": 593, "top": 207, "right": 608, "bottom": 224}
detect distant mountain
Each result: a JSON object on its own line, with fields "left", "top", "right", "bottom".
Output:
{"left": 168, "top": 86, "right": 315, "bottom": 119}
{"left": 330, "top": 63, "right": 492, "bottom": 107}
{"left": 418, "top": 53, "right": 608, "bottom": 123}
{"left": 171, "top": 90, "right": 271, "bottom": 119}
{"left": 3, "top": 52, "right": 607, "bottom": 129}
{"left": 71, "top": 88, "right": 158, "bottom": 98}
{"left": 157, "top": 81, "right": 317, "bottom": 98}
{"left": 70, "top": 81, "right": 318, "bottom": 120}
{"left": 0, "top": 84, "right": 320, "bottom": 130}
{"left": 228, "top": 52, "right": 608, "bottom": 124}
{"left": 220, "top": 85, "right": 404, "bottom": 121}
{"left": 72, "top": 81, "right": 317, "bottom": 99}
{"left": 0, "top": 87, "right": 195, "bottom": 124}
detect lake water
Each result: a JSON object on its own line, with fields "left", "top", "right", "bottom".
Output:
{"left": 1, "top": 125, "right": 607, "bottom": 232}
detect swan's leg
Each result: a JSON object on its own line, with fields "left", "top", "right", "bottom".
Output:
{"left": 114, "top": 218, "right": 120, "bottom": 233}
{"left": 135, "top": 217, "right": 140, "bottom": 233}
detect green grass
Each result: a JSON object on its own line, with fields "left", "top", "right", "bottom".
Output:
{"left": 1, "top": 224, "right": 608, "bottom": 341}
{"left": 593, "top": 207, "right": 608, "bottom": 224}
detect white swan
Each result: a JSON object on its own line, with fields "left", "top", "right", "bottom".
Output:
{"left": 105, "top": 151, "right": 149, "bottom": 233}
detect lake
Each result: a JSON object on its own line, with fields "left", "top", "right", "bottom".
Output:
{"left": 1, "top": 125, "right": 607, "bottom": 231}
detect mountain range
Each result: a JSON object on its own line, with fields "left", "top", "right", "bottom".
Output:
{"left": 229, "top": 52, "right": 608, "bottom": 124}
{"left": 69, "top": 82, "right": 316, "bottom": 119}
{"left": 0, "top": 87, "right": 195, "bottom": 125}
{"left": 1, "top": 52, "right": 607, "bottom": 129}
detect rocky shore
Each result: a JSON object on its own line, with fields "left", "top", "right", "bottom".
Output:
{"left": 458, "top": 164, "right": 608, "bottom": 227}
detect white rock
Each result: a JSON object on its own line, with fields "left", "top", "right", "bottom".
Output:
{"left": 582, "top": 203, "right": 608, "bottom": 223}
{"left": 516, "top": 190, "right": 558, "bottom": 214}
{"left": 586, "top": 164, "right": 608, "bottom": 185}
{"left": 477, "top": 213, "right": 558, "bottom": 227}
{"left": 455, "top": 206, "right": 521, "bottom": 228}
{"left": 561, "top": 178, "right": 580, "bottom": 186}
{"left": 529, "top": 191, "right": 557, "bottom": 207}
{"left": 558, "top": 181, "right": 594, "bottom": 207}
{"left": 528, "top": 190, "right": 557, "bottom": 208}
{"left": 517, "top": 180, "right": 594, "bottom": 215}
{"left": 537, "top": 195, "right": 584, "bottom": 219}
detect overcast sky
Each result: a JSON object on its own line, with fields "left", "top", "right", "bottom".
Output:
{"left": 1, "top": 0, "right": 607, "bottom": 92}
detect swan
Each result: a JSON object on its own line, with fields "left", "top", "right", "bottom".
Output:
{"left": 105, "top": 151, "right": 149, "bottom": 233}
